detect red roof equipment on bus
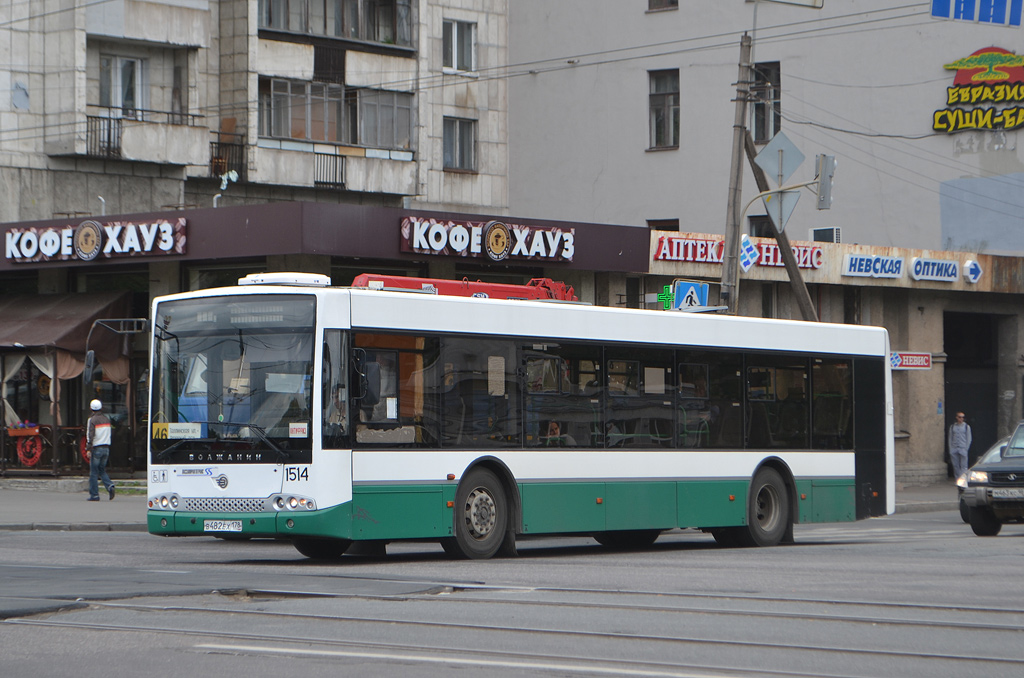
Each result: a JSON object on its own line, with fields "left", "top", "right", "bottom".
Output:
{"left": 350, "top": 274, "right": 577, "bottom": 302}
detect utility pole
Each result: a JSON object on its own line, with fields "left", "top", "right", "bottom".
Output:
{"left": 743, "top": 133, "right": 818, "bottom": 322}
{"left": 719, "top": 34, "right": 752, "bottom": 314}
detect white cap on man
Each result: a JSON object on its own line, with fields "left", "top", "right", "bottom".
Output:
{"left": 90, "top": 399, "right": 102, "bottom": 411}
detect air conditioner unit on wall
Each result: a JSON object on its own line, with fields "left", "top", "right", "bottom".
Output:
{"left": 809, "top": 227, "right": 841, "bottom": 243}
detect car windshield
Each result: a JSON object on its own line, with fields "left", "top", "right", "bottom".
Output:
{"left": 1005, "top": 426, "right": 1024, "bottom": 458}
{"left": 977, "top": 438, "right": 1008, "bottom": 465}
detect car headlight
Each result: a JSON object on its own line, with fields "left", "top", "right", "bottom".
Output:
{"left": 968, "top": 469, "right": 989, "bottom": 484}
{"left": 956, "top": 473, "right": 968, "bottom": 489}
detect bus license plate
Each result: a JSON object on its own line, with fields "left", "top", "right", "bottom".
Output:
{"left": 203, "top": 520, "right": 242, "bottom": 532}
{"left": 991, "top": 488, "right": 1024, "bottom": 500}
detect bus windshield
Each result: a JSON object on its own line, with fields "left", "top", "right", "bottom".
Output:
{"left": 151, "top": 295, "right": 317, "bottom": 461}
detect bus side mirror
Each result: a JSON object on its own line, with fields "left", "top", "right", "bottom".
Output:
{"left": 83, "top": 350, "right": 96, "bottom": 383}
{"left": 363, "top": 361, "right": 381, "bottom": 408}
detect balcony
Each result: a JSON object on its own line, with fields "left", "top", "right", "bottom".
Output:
{"left": 76, "top": 106, "right": 208, "bottom": 166}
{"left": 210, "top": 132, "right": 247, "bottom": 182}
{"left": 314, "top": 152, "right": 345, "bottom": 188}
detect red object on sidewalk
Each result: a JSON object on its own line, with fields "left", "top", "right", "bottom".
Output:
{"left": 350, "top": 273, "right": 577, "bottom": 301}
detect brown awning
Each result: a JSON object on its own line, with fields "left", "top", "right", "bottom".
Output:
{"left": 0, "top": 292, "right": 132, "bottom": 361}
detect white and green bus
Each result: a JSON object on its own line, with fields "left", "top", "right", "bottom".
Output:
{"left": 147, "top": 272, "right": 894, "bottom": 559}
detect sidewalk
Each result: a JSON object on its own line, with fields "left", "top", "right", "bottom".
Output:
{"left": 0, "top": 478, "right": 148, "bottom": 532}
{"left": 0, "top": 477, "right": 960, "bottom": 532}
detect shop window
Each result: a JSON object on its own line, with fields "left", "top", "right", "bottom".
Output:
{"left": 649, "top": 69, "right": 679, "bottom": 149}
{"left": 187, "top": 265, "right": 266, "bottom": 292}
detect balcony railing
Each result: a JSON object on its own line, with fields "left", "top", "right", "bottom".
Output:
{"left": 314, "top": 152, "right": 345, "bottom": 188}
{"left": 85, "top": 105, "right": 203, "bottom": 159}
{"left": 210, "top": 133, "right": 246, "bottom": 182}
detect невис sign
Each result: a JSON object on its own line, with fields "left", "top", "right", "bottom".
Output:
{"left": 400, "top": 217, "right": 574, "bottom": 262}
{"left": 6, "top": 218, "right": 187, "bottom": 263}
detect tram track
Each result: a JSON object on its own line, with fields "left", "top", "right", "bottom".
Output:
{"left": 6, "top": 587, "right": 1024, "bottom": 677}
{"left": 8, "top": 610, "right": 1024, "bottom": 678}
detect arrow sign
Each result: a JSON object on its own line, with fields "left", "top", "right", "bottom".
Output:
{"left": 762, "top": 190, "right": 801, "bottom": 233}
{"left": 964, "top": 260, "right": 983, "bottom": 284}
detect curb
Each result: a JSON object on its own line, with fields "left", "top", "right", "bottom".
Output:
{"left": 895, "top": 502, "right": 958, "bottom": 514}
{"left": 0, "top": 523, "right": 147, "bottom": 532}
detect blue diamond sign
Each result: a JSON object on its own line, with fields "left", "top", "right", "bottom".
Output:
{"left": 739, "top": 235, "right": 760, "bottom": 273}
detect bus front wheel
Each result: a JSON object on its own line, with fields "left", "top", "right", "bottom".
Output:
{"left": 452, "top": 467, "right": 508, "bottom": 559}
{"left": 293, "top": 537, "right": 352, "bottom": 560}
{"left": 744, "top": 467, "right": 790, "bottom": 547}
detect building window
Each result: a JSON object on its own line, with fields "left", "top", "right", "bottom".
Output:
{"left": 647, "top": 219, "right": 679, "bottom": 232}
{"left": 748, "top": 215, "right": 774, "bottom": 238}
{"left": 648, "top": 0, "right": 678, "bottom": 9}
{"left": 100, "top": 56, "right": 145, "bottom": 118}
{"left": 649, "top": 69, "right": 679, "bottom": 149}
{"left": 443, "top": 117, "right": 476, "bottom": 170}
{"left": 359, "top": 89, "right": 412, "bottom": 149}
{"left": 258, "top": 0, "right": 412, "bottom": 46}
{"left": 752, "top": 61, "right": 781, "bottom": 144}
{"left": 443, "top": 20, "right": 475, "bottom": 71}
{"left": 259, "top": 79, "right": 345, "bottom": 142}
{"left": 259, "top": 78, "right": 410, "bottom": 150}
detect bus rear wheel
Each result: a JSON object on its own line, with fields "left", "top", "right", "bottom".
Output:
{"left": 293, "top": 537, "right": 352, "bottom": 560}
{"left": 452, "top": 467, "right": 508, "bottom": 560}
{"left": 743, "top": 467, "right": 790, "bottom": 547}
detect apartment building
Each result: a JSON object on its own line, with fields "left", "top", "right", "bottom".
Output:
{"left": 0, "top": 0, "right": 508, "bottom": 219}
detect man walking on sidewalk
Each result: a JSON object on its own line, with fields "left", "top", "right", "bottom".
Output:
{"left": 948, "top": 411, "right": 972, "bottom": 480}
{"left": 86, "top": 399, "right": 115, "bottom": 501}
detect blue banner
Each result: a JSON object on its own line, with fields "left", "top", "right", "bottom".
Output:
{"left": 932, "top": 0, "right": 1022, "bottom": 25}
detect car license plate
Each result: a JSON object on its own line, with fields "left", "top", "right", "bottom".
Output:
{"left": 203, "top": 520, "right": 242, "bottom": 532}
{"left": 991, "top": 488, "right": 1024, "bottom": 500}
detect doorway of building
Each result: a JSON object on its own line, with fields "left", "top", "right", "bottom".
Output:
{"left": 943, "top": 312, "right": 998, "bottom": 471}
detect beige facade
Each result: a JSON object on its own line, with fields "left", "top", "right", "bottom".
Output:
{"left": 0, "top": 0, "right": 509, "bottom": 219}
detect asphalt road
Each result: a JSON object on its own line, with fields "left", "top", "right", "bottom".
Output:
{"left": 1, "top": 508, "right": 1022, "bottom": 678}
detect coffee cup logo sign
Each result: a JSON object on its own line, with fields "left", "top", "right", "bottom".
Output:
{"left": 400, "top": 217, "right": 574, "bottom": 262}
{"left": 73, "top": 220, "right": 103, "bottom": 261}
{"left": 6, "top": 218, "right": 187, "bottom": 263}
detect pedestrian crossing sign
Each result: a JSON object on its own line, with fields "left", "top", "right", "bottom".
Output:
{"left": 672, "top": 281, "right": 709, "bottom": 310}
